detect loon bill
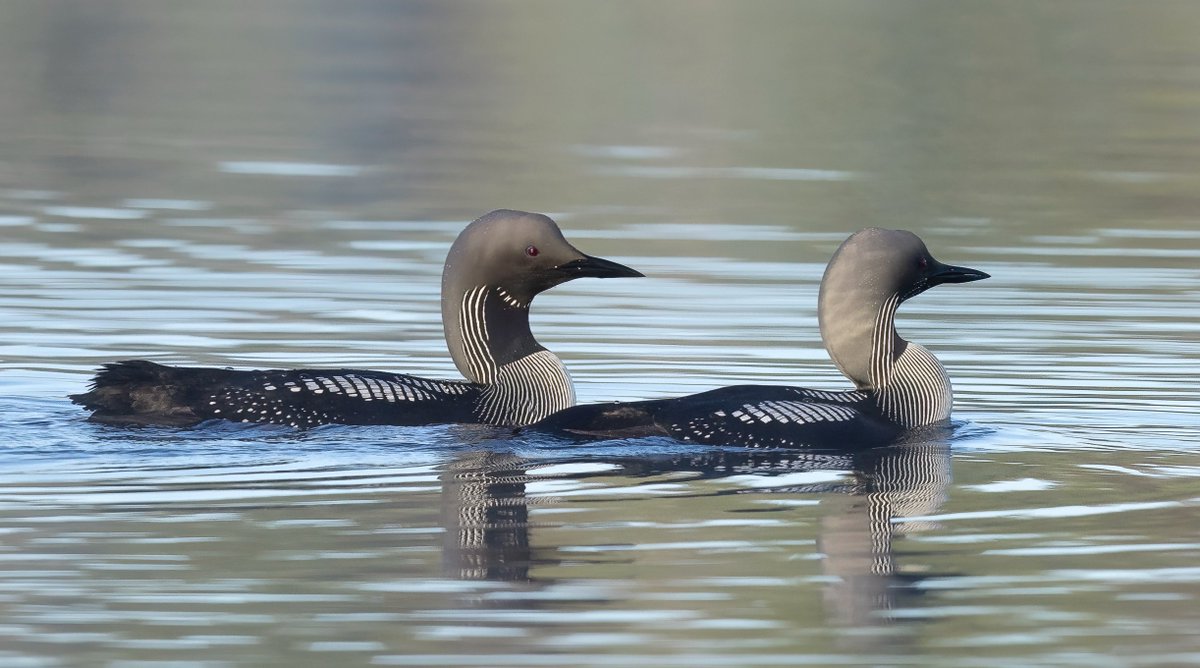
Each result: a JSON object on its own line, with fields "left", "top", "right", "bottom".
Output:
{"left": 72, "top": 210, "right": 643, "bottom": 428}
{"left": 529, "top": 228, "right": 989, "bottom": 449}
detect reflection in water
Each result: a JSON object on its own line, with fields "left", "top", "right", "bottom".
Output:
{"left": 437, "top": 435, "right": 952, "bottom": 636}
{"left": 817, "top": 436, "right": 951, "bottom": 634}
{"left": 440, "top": 451, "right": 538, "bottom": 582}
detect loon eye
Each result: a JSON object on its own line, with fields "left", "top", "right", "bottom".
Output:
{"left": 918, "top": 256, "right": 929, "bottom": 269}
{"left": 525, "top": 245, "right": 539, "bottom": 257}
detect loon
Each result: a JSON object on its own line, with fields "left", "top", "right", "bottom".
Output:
{"left": 530, "top": 228, "right": 988, "bottom": 449}
{"left": 72, "top": 210, "right": 642, "bottom": 428}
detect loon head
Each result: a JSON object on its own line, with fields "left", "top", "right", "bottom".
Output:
{"left": 440, "top": 210, "right": 642, "bottom": 384}
{"left": 442, "top": 209, "right": 643, "bottom": 308}
{"left": 818, "top": 228, "right": 989, "bottom": 389}
{"left": 821, "top": 228, "right": 990, "bottom": 309}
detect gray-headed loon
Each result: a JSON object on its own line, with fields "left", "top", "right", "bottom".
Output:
{"left": 72, "top": 210, "right": 643, "bottom": 428}
{"left": 529, "top": 228, "right": 988, "bottom": 449}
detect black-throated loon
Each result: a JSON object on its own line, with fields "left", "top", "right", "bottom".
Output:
{"left": 72, "top": 210, "right": 643, "bottom": 428}
{"left": 529, "top": 228, "right": 988, "bottom": 449}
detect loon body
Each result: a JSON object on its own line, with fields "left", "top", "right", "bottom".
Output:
{"left": 73, "top": 210, "right": 642, "bottom": 428}
{"left": 531, "top": 228, "right": 988, "bottom": 449}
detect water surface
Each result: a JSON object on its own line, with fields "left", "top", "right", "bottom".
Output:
{"left": 1, "top": 3, "right": 1199, "bottom": 667}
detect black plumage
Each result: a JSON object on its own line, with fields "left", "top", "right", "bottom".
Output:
{"left": 75, "top": 361, "right": 479, "bottom": 427}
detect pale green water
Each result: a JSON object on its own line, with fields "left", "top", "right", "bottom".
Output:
{"left": 1, "top": 3, "right": 1199, "bottom": 667}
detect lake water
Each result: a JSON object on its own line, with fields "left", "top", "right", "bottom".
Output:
{"left": 2, "top": 3, "right": 1199, "bottom": 667}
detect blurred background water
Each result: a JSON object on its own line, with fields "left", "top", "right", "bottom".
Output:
{"left": 1, "top": 2, "right": 1199, "bottom": 667}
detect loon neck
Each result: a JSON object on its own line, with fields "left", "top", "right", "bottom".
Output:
{"left": 442, "top": 285, "right": 550, "bottom": 385}
{"left": 820, "top": 291, "right": 906, "bottom": 392}
{"left": 820, "top": 293, "right": 953, "bottom": 427}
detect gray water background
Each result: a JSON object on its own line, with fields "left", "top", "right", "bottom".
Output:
{"left": 1, "top": 2, "right": 1198, "bottom": 666}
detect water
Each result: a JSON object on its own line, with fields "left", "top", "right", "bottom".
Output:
{"left": 2, "top": 2, "right": 1200, "bottom": 666}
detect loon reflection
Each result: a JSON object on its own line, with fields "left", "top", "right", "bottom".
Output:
{"left": 437, "top": 432, "right": 953, "bottom": 632}
{"left": 440, "top": 450, "right": 539, "bottom": 582}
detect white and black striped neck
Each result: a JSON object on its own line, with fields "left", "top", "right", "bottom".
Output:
{"left": 444, "top": 284, "right": 547, "bottom": 385}
{"left": 820, "top": 281, "right": 954, "bottom": 428}
{"left": 854, "top": 295, "right": 952, "bottom": 428}
{"left": 820, "top": 289, "right": 894, "bottom": 390}
{"left": 443, "top": 284, "right": 576, "bottom": 425}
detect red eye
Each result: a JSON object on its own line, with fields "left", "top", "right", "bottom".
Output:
{"left": 918, "top": 256, "right": 928, "bottom": 269}
{"left": 525, "top": 245, "right": 539, "bottom": 257}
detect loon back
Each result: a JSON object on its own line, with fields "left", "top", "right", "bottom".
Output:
{"left": 533, "top": 384, "right": 903, "bottom": 450}
{"left": 72, "top": 210, "right": 642, "bottom": 429}
{"left": 529, "top": 228, "right": 988, "bottom": 449}
{"left": 72, "top": 360, "right": 481, "bottom": 427}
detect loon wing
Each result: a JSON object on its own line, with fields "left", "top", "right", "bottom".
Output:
{"left": 533, "top": 385, "right": 899, "bottom": 450}
{"left": 72, "top": 360, "right": 481, "bottom": 428}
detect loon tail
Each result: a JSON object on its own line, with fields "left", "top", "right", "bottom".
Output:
{"left": 71, "top": 360, "right": 231, "bottom": 426}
